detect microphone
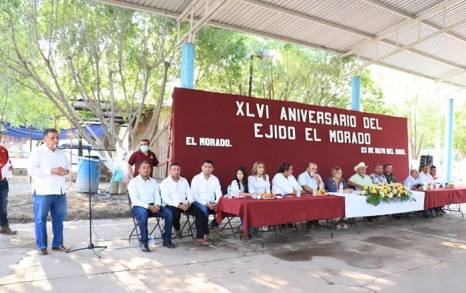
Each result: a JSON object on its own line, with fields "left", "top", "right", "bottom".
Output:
{"left": 58, "top": 144, "right": 92, "bottom": 150}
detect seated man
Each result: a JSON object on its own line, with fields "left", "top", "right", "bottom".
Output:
{"left": 298, "top": 162, "right": 323, "bottom": 193}
{"left": 190, "top": 160, "right": 223, "bottom": 245}
{"left": 348, "top": 162, "right": 373, "bottom": 190}
{"left": 429, "top": 165, "right": 445, "bottom": 215}
{"left": 404, "top": 169, "right": 421, "bottom": 190}
{"left": 160, "top": 163, "right": 207, "bottom": 245}
{"left": 430, "top": 165, "right": 443, "bottom": 184}
{"left": 383, "top": 163, "right": 397, "bottom": 183}
{"left": 128, "top": 161, "right": 174, "bottom": 252}
{"left": 370, "top": 163, "right": 388, "bottom": 185}
{"left": 272, "top": 162, "right": 301, "bottom": 195}
{"left": 418, "top": 164, "right": 434, "bottom": 185}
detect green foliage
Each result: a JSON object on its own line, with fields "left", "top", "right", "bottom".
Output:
{"left": 0, "top": 0, "right": 401, "bottom": 139}
{"left": 454, "top": 104, "right": 466, "bottom": 157}
{"left": 0, "top": 72, "right": 63, "bottom": 128}
{"left": 360, "top": 70, "right": 394, "bottom": 115}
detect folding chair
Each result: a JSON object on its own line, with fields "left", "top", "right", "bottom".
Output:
{"left": 179, "top": 213, "right": 196, "bottom": 240}
{"left": 220, "top": 214, "right": 242, "bottom": 233}
{"left": 127, "top": 194, "right": 164, "bottom": 243}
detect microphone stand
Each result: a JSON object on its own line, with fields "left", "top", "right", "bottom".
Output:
{"left": 66, "top": 147, "right": 114, "bottom": 258}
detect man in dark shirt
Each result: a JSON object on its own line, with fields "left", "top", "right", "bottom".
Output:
{"left": 383, "top": 163, "right": 397, "bottom": 184}
{"left": 127, "top": 138, "right": 169, "bottom": 179}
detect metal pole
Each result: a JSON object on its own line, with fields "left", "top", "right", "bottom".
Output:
{"left": 248, "top": 55, "right": 254, "bottom": 97}
{"left": 445, "top": 97, "right": 454, "bottom": 183}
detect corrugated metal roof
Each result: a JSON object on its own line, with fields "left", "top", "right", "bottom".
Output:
{"left": 96, "top": 0, "right": 466, "bottom": 88}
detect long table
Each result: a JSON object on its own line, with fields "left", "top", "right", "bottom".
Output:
{"left": 329, "top": 191, "right": 426, "bottom": 218}
{"left": 422, "top": 187, "right": 466, "bottom": 209}
{"left": 216, "top": 194, "right": 345, "bottom": 233}
{"left": 216, "top": 188, "right": 466, "bottom": 233}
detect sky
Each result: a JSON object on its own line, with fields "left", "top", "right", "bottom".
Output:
{"left": 368, "top": 64, "right": 466, "bottom": 109}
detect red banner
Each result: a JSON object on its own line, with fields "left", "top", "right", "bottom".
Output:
{"left": 171, "top": 88, "right": 409, "bottom": 189}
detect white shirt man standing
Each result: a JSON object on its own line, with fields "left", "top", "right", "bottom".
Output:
{"left": 29, "top": 129, "right": 70, "bottom": 255}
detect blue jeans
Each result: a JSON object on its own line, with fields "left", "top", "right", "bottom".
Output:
{"left": 133, "top": 206, "right": 172, "bottom": 242}
{"left": 192, "top": 202, "right": 218, "bottom": 234}
{"left": 0, "top": 180, "right": 9, "bottom": 227}
{"left": 33, "top": 193, "right": 67, "bottom": 249}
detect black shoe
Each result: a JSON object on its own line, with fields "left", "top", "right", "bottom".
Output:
{"left": 163, "top": 240, "right": 176, "bottom": 249}
{"left": 140, "top": 241, "right": 150, "bottom": 252}
{"left": 209, "top": 220, "right": 219, "bottom": 229}
{"left": 0, "top": 225, "right": 17, "bottom": 235}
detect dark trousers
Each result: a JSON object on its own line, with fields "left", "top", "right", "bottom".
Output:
{"left": 165, "top": 205, "right": 207, "bottom": 239}
{"left": 192, "top": 202, "right": 219, "bottom": 234}
{"left": 0, "top": 180, "right": 9, "bottom": 227}
{"left": 132, "top": 206, "right": 172, "bottom": 243}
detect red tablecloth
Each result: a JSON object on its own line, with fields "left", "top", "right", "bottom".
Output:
{"left": 423, "top": 188, "right": 466, "bottom": 209}
{"left": 216, "top": 194, "right": 345, "bottom": 233}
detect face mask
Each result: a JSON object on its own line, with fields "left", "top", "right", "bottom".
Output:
{"left": 140, "top": 145, "right": 149, "bottom": 152}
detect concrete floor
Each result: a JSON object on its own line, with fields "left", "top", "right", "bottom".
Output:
{"left": 1, "top": 212, "right": 466, "bottom": 293}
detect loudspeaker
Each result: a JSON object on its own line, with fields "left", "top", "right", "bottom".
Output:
{"left": 419, "top": 155, "right": 433, "bottom": 170}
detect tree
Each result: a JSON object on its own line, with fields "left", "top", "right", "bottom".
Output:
{"left": 194, "top": 35, "right": 391, "bottom": 114}
{"left": 0, "top": 0, "right": 177, "bottom": 168}
{"left": 402, "top": 95, "right": 442, "bottom": 161}
{"left": 0, "top": 69, "right": 62, "bottom": 128}
{"left": 453, "top": 104, "right": 466, "bottom": 157}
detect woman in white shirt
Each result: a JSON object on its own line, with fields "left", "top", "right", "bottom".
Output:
{"left": 248, "top": 161, "right": 271, "bottom": 194}
{"left": 228, "top": 167, "right": 249, "bottom": 196}
{"left": 271, "top": 162, "right": 301, "bottom": 195}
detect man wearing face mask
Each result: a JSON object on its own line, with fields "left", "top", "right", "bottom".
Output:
{"left": 29, "top": 128, "right": 70, "bottom": 255}
{"left": 127, "top": 138, "right": 170, "bottom": 180}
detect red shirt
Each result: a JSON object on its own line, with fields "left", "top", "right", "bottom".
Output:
{"left": 0, "top": 146, "right": 9, "bottom": 179}
{"left": 128, "top": 150, "right": 159, "bottom": 177}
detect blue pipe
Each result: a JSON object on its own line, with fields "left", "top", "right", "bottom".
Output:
{"left": 351, "top": 75, "right": 361, "bottom": 111}
{"left": 180, "top": 42, "right": 195, "bottom": 88}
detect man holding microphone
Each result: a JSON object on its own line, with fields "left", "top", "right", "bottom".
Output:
{"left": 29, "top": 128, "right": 70, "bottom": 255}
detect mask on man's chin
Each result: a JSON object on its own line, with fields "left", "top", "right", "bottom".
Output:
{"left": 140, "top": 146, "right": 149, "bottom": 152}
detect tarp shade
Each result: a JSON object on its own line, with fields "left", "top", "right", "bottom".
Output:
{"left": 1, "top": 123, "right": 105, "bottom": 140}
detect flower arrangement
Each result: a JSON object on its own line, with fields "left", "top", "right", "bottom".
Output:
{"left": 362, "top": 183, "right": 413, "bottom": 206}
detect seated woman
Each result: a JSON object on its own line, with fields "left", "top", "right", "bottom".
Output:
{"left": 324, "top": 166, "right": 350, "bottom": 229}
{"left": 325, "top": 166, "right": 351, "bottom": 193}
{"left": 248, "top": 161, "right": 271, "bottom": 194}
{"left": 271, "top": 162, "right": 301, "bottom": 195}
{"left": 228, "top": 167, "right": 249, "bottom": 196}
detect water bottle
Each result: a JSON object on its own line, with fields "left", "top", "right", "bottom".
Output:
{"left": 148, "top": 235, "right": 156, "bottom": 247}
{"left": 296, "top": 188, "right": 301, "bottom": 197}
{"left": 227, "top": 185, "right": 232, "bottom": 196}
{"left": 339, "top": 182, "right": 344, "bottom": 193}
